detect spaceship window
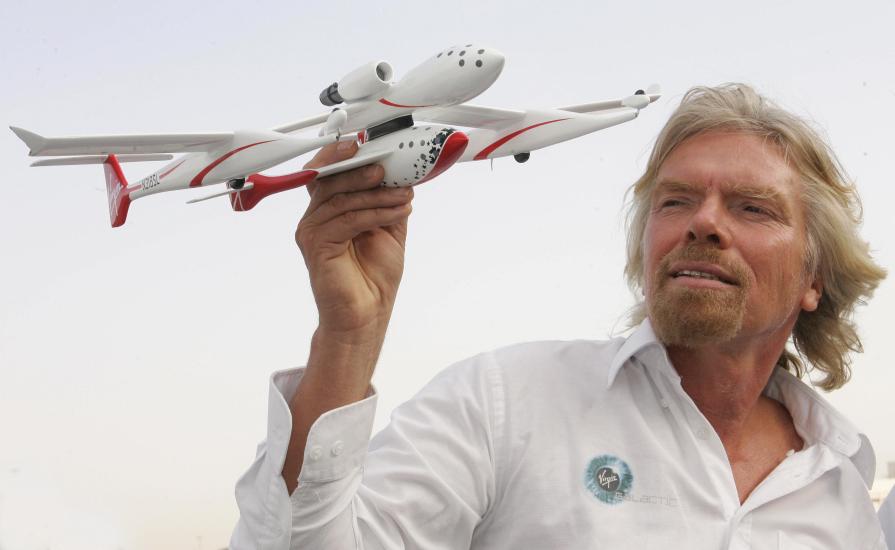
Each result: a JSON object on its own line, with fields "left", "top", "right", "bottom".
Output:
{"left": 478, "top": 49, "right": 484, "bottom": 54}
{"left": 460, "top": 50, "right": 466, "bottom": 56}
{"left": 459, "top": 59, "right": 465, "bottom": 67}
{"left": 447, "top": 50, "right": 453, "bottom": 56}
{"left": 399, "top": 142, "right": 404, "bottom": 149}
{"left": 409, "top": 141, "right": 414, "bottom": 148}
{"left": 476, "top": 60, "right": 483, "bottom": 67}
{"left": 466, "top": 43, "right": 472, "bottom": 47}
{"left": 437, "top": 52, "right": 442, "bottom": 58}
{"left": 420, "top": 140, "right": 425, "bottom": 146}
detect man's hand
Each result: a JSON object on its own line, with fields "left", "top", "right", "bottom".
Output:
{"left": 296, "top": 140, "right": 413, "bottom": 340}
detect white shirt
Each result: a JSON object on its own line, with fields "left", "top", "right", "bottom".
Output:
{"left": 230, "top": 320, "right": 886, "bottom": 549}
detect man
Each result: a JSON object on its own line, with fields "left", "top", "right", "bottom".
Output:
{"left": 230, "top": 84, "right": 888, "bottom": 548}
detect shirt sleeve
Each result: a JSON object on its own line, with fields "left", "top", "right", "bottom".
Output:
{"left": 230, "top": 356, "right": 500, "bottom": 550}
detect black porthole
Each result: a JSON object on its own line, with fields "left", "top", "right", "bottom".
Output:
{"left": 460, "top": 50, "right": 466, "bottom": 56}
{"left": 476, "top": 60, "right": 483, "bottom": 67}
{"left": 447, "top": 50, "right": 453, "bottom": 56}
{"left": 477, "top": 49, "right": 484, "bottom": 54}
{"left": 437, "top": 52, "right": 442, "bottom": 58}
{"left": 420, "top": 153, "right": 426, "bottom": 160}
{"left": 399, "top": 142, "right": 404, "bottom": 149}
{"left": 459, "top": 59, "right": 465, "bottom": 67}
{"left": 466, "top": 43, "right": 472, "bottom": 47}
{"left": 409, "top": 141, "right": 413, "bottom": 148}
{"left": 425, "top": 127, "right": 431, "bottom": 130}
{"left": 420, "top": 140, "right": 424, "bottom": 146}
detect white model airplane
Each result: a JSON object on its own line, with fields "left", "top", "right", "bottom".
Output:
{"left": 11, "top": 44, "right": 660, "bottom": 228}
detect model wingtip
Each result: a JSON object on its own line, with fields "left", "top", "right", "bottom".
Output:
{"left": 10, "top": 126, "right": 46, "bottom": 156}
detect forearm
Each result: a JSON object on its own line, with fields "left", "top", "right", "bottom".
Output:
{"left": 281, "top": 327, "right": 385, "bottom": 494}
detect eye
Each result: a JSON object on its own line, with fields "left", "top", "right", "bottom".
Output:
{"left": 660, "top": 198, "right": 686, "bottom": 208}
{"left": 742, "top": 204, "right": 769, "bottom": 215}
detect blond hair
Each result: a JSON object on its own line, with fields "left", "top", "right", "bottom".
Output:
{"left": 625, "top": 83, "right": 886, "bottom": 391}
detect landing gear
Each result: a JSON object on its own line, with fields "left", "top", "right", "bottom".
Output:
{"left": 514, "top": 152, "right": 530, "bottom": 163}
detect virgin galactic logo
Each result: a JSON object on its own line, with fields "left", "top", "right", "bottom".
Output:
{"left": 584, "top": 454, "right": 633, "bottom": 505}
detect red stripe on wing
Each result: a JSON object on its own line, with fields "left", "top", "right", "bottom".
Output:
{"left": 472, "top": 118, "right": 568, "bottom": 161}
{"left": 190, "top": 140, "right": 276, "bottom": 187}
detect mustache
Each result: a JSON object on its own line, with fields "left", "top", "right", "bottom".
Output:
{"left": 656, "top": 245, "right": 750, "bottom": 286}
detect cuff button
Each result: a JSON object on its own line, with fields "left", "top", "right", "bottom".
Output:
{"left": 309, "top": 445, "right": 323, "bottom": 461}
{"left": 331, "top": 440, "right": 344, "bottom": 457}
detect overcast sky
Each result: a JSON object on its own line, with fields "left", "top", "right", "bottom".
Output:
{"left": 1, "top": 1, "right": 893, "bottom": 549}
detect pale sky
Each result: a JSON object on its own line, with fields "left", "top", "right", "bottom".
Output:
{"left": 1, "top": 1, "right": 894, "bottom": 548}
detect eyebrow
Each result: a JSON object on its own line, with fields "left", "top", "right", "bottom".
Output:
{"left": 653, "top": 179, "right": 792, "bottom": 218}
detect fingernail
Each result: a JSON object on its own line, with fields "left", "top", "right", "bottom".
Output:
{"left": 365, "top": 165, "right": 380, "bottom": 177}
{"left": 337, "top": 140, "right": 355, "bottom": 152}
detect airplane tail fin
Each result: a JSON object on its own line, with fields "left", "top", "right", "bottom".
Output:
{"left": 103, "top": 154, "right": 132, "bottom": 228}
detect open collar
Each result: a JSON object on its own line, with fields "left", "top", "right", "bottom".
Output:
{"left": 605, "top": 319, "right": 875, "bottom": 485}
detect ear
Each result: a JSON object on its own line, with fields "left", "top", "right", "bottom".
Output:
{"left": 800, "top": 277, "right": 823, "bottom": 312}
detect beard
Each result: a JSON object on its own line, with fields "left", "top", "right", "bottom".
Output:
{"left": 647, "top": 245, "right": 752, "bottom": 348}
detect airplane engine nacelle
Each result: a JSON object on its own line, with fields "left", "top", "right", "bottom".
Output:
{"left": 361, "top": 125, "right": 469, "bottom": 187}
{"left": 320, "top": 61, "right": 394, "bottom": 106}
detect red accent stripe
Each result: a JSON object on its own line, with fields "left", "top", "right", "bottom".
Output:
{"left": 159, "top": 159, "right": 186, "bottom": 180}
{"left": 378, "top": 98, "right": 437, "bottom": 109}
{"left": 190, "top": 140, "right": 276, "bottom": 187}
{"left": 416, "top": 131, "right": 468, "bottom": 185}
{"left": 473, "top": 118, "right": 569, "bottom": 161}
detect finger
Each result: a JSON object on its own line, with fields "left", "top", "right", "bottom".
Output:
{"left": 307, "top": 164, "right": 385, "bottom": 214}
{"left": 306, "top": 185, "right": 413, "bottom": 227}
{"left": 312, "top": 202, "right": 413, "bottom": 245}
{"left": 304, "top": 140, "right": 359, "bottom": 195}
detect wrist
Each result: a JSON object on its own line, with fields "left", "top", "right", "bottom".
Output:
{"left": 303, "top": 326, "right": 385, "bottom": 402}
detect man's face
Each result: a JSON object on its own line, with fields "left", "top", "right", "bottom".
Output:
{"left": 643, "top": 131, "right": 822, "bottom": 348}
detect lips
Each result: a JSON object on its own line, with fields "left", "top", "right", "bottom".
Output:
{"left": 669, "top": 262, "right": 739, "bottom": 285}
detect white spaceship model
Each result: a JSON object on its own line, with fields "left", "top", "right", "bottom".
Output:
{"left": 11, "top": 44, "right": 659, "bottom": 227}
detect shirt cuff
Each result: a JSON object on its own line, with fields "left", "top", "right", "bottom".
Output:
{"left": 267, "top": 367, "right": 378, "bottom": 485}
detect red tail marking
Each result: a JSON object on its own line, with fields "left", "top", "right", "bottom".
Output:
{"left": 472, "top": 118, "right": 569, "bottom": 161}
{"left": 417, "top": 131, "right": 469, "bottom": 185}
{"left": 103, "top": 154, "right": 132, "bottom": 228}
{"left": 230, "top": 169, "right": 319, "bottom": 212}
{"left": 190, "top": 140, "right": 276, "bottom": 187}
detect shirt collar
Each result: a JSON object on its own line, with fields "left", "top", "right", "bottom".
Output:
{"left": 765, "top": 368, "right": 875, "bottom": 486}
{"left": 606, "top": 318, "right": 670, "bottom": 389}
{"left": 606, "top": 318, "right": 875, "bottom": 486}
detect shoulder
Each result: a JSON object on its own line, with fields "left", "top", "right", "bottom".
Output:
{"left": 435, "top": 338, "right": 627, "bottom": 404}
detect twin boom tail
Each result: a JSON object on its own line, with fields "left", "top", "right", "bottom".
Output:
{"left": 104, "top": 155, "right": 136, "bottom": 228}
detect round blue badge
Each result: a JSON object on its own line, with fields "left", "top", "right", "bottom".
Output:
{"left": 584, "top": 454, "right": 633, "bottom": 505}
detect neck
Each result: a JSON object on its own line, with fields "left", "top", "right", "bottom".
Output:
{"left": 665, "top": 326, "right": 792, "bottom": 454}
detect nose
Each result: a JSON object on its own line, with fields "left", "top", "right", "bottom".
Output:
{"left": 687, "top": 196, "right": 731, "bottom": 247}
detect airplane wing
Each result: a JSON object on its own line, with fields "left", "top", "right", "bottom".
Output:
{"left": 415, "top": 104, "right": 526, "bottom": 129}
{"left": 312, "top": 148, "right": 393, "bottom": 178}
{"left": 10, "top": 126, "right": 233, "bottom": 156}
{"left": 560, "top": 85, "right": 662, "bottom": 114}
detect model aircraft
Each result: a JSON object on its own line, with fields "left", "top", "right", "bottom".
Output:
{"left": 11, "top": 44, "right": 660, "bottom": 228}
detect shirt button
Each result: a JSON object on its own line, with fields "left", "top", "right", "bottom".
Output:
{"left": 309, "top": 445, "right": 323, "bottom": 461}
{"left": 331, "top": 440, "right": 344, "bottom": 457}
